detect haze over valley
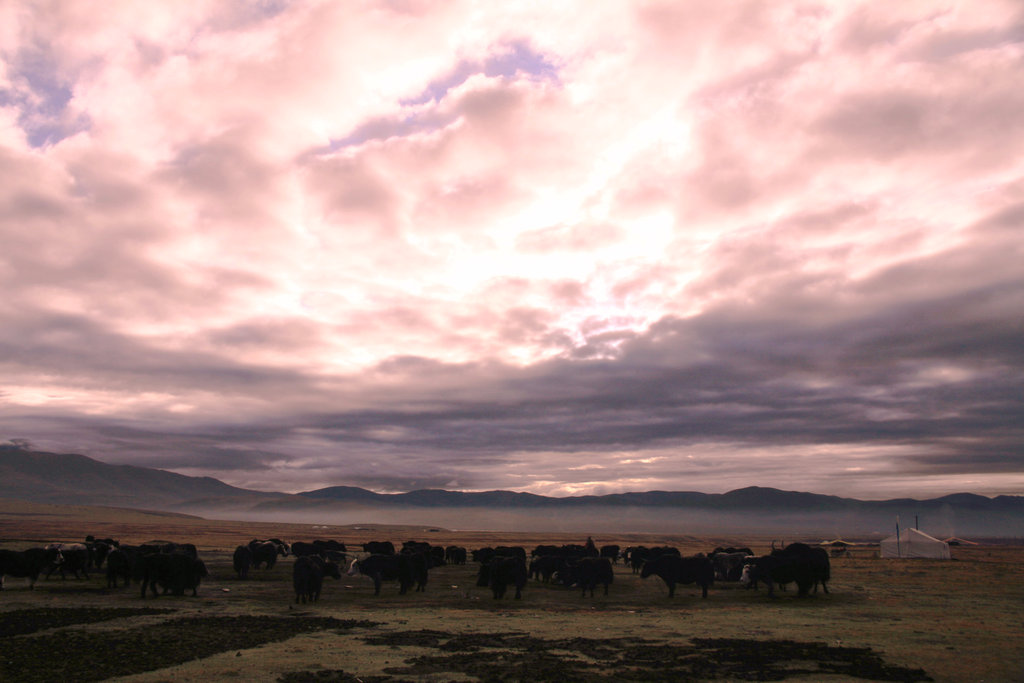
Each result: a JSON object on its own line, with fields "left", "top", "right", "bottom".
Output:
{"left": 3, "top": 446, "right": 1021, "bottom": 538}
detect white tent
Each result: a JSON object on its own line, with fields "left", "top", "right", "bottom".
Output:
{"left": 880, "top": 528, "right": 951, "bottom": 559}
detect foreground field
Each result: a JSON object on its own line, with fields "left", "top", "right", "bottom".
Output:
{"left": 1, "top": 500, "right": 1022, "bottom": 682}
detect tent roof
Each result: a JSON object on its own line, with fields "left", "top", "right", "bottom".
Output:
{"left": 882, "top": 527, "right": 944, "bottom": 542}
{"left": 880, "top": 528, "right": 951, "bottom": 559}
{"left": 943, "top": 536, "right": 978, "bottom": 545}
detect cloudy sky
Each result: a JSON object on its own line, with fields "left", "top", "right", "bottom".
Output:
{"left": 2, "top": 1, "right": 1022, "bottom": 501}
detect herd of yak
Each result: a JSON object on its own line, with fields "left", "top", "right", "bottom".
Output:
{"left": 0, "top": 536, "right": 831, "bottom": 605}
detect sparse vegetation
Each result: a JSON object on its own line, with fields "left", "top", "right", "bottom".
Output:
{"left": 1, "top": 501, "right": 1022, "bottom": 681}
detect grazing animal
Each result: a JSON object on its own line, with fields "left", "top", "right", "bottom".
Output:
{"left": 137, "top": 553, "right": 208, "bottom": 598}
{"left": 529, "top": 555, "right": 566, "bottom": 583}
{"left": 627, "top": 545, "right": 680, "bottom": 574}
{"left": 494, "top": 545, "right": 528, "bottom": 562}
{"left": 324, "top": 549, "right": 348, "bottom": 564}
{"left": 472, "top": 547, "right": 495, "bottom": 564}
{"left": 43, "top": 543, "right": 90, "bottom": 580}
{"left": 403, "top": 541, "right": 441, "bottom": 569}
{"left": 741, "top": 543, "right": 831, "bottom": 597}
{"left": 290, "top": 541, "right": 322, "bottom": 558}
{"left": 404, "top": 551, "right": 430, "bottom": 592}
{"left": 600, "top": 545, "right": 621, "bottom": 564}
{"left": 562, "top": 557, "right": 614, "bottom": 597}
{"left": 402, "top": 540, "right": 431, "bottom": 554}
{"left": 640, "top": 554, "right": 714, "bottom": 598}
{"left": 174, "top": 543, "right": 199, "bottom": 559}
{"left": 348, "top": 554, "right": 415, "bottom": 595}
{"left": 485, "top": 556, "right": 528, "bottom": 599}
{"left": 741, "top": 556, "right": 782, "bottom": 593}
{"left": 293, "top": 555, "right": 341, "bottom": 604}
{"left": 105, "top": 547, "right": 137, "bottom": 588}
{"left": 232, "top": 544, "right": 253, "bottom": 579}
{"left": 84, "top": 536, "right": 118, "bottom": 569}
{"left": 0, "top": 547, "right": 55, "bottom": 590}
{"left": 313, "top": 539, "right": 347, "bottom": 554}
{"left": 249, "top": 541, "right": 284, "bottom": 570}
{"left": 362, "top": 541, "right": 396, "bottom": 555}
{"left": 182, "top": 558, "right": 208, "bottom": 595}
{"left": 775, "top": 543, "right": 830, "bottom": 594}
{"left": 625, "top": 546, "right": 646, "bottom": 573}
{"left": 139, "top": 540, "right": 179, "bottom": 555}
{"left": 445, "top": 546, "right": 467, "bottom": 565}
{"left": 530, "top": 546, "right": 591, "bottom": 580}
{"left": 253, "top": 538, "right": 290, "bottom": 556}
{"left": 710, "top": 551, "right": 754, "bottom": 582}
{"left": 560, "top": 544, "right": 589, "bottom": 559}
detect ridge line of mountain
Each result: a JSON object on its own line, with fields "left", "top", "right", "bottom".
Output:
{"left": 296, "top": 484, "right": 1024, "bottom": 511}
{"left": 3, "top": 445, "right": 1022, "bottom": 514}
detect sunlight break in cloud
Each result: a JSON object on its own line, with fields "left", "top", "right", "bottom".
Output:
{"left": 1, "top": 1, "right": 1023, "bottom": 500}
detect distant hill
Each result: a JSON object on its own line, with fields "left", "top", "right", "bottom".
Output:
{"left": 0, "top": 445, "right": 282, "bottom": 509}
{"left": 3, "top": 445, "right": 1023, "bottom": 537}
{"left": 297, "top": 483, "right": 1024, "bottom": 513}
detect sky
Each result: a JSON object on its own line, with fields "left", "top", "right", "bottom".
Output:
{"left": 1, "top": 1, "right": 1023, "bottom": 501}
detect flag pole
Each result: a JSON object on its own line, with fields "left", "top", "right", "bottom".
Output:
{"left": 896, "top": 515, "right": 901, "bottom": 558}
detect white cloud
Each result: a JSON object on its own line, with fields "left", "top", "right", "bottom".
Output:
{"left": 1, "top": 0, "right": 1022, "bottom": 499}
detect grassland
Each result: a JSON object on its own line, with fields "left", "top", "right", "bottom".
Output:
{"left": 1, "top": 499, "right": 1022, "bottom": 682}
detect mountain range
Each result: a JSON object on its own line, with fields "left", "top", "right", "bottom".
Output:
{"left": 3, "top": 444, "right": 1022, "bottom": 538}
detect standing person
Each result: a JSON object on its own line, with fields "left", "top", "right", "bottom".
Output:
{"left": 585, "top": 536, "right": 597, "bottom": 557}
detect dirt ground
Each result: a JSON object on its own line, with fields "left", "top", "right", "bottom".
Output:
{"left": 1, "top": 500, "right": 1022, "bottom": 682}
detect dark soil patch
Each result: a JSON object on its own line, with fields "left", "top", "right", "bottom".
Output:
{"left": 0, "top": 611, "right": 378, "bottom": 683}
{"left": 0, "top": 607, "right": 174, "bottom": 637}
{"left": 343, "top": 630, "right": 933, "bottom": 682}
{"left": 278, "top": 672, "right": 403, "bottom": 683}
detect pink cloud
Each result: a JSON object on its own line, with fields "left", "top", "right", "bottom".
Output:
{"left": 2, "top": 1, "right": 1023, "bottom": 500}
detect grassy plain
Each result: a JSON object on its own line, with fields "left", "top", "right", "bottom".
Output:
{"left": 1, "top": 498, "right": 1022, "bottom": 682}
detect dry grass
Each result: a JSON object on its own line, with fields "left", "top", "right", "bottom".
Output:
{"left": 1, "top": 499, "right": 1022, "bottom": 682}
